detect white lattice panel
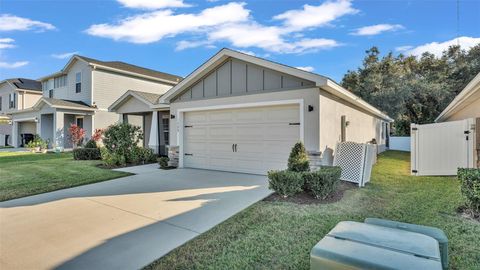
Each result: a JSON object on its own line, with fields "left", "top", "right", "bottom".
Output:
{"left": 333, "top": 142, "right": 375, "bottom": 187}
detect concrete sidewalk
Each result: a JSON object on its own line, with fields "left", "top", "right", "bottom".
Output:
{"left": 0, "top": 168, "right": 271, "bottom": 270}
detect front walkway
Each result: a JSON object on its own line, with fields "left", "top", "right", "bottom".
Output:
{"left": 0, "top": 167, "right": 271, "bottom": 270}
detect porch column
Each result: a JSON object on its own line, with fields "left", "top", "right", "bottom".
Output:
{"left": 12, "top": 121, "right": 18, "bottom": 147}
{"left": 148, "top": 111, "right": 159, "bottom": 154}
{"left": 36, "top": 117, "right": 41, "bottom": 135}
{"left": 119, "top": 113, "right": 124, "bottom": 123}
{"left": 53, "top": 112, "right": 65, "bottom": 148}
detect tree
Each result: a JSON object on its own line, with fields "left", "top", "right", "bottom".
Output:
{"left": 68, "top": 124, "right": 85, "bottom": 148}
{"left": 341, "top": 44, "right": 480, "bottom": 135}
{"left": 288, "top": 142, "right": 310, "bottom": 172}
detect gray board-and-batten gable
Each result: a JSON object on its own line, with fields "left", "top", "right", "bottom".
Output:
{"left": 174, "top": 58, "right": 315, "bottom": 102}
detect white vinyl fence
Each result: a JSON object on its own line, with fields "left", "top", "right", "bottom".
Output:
{"left": 389, "top": 136, "right": 411, "bottom": 152}
{"left": 411, "top": 118, "right": 476, "bottom": 176}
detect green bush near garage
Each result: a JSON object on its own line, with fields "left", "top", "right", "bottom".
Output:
{"left": 267, "top": 170, "right": 304, "bottom": 198}
{"left": 458, "top": 168, "right": 480, "bottom": 212}
{"left": 303, "top": 166, "right": 342, "bottom": 199}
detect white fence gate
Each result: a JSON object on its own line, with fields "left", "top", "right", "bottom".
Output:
{"left": 411, "top": 118, "right": 476, "bottom": 176}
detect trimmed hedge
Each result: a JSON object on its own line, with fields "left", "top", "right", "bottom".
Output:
{"left": 458, "top": 168, "right": 480, "bottom": 212}
{"left": 84, "top": 139, "right": 98, "bottom": 149}
{"left": 303, "top": 166, "right": 342, "bottom": 199}
{"left": 73, "top": 148, "right": 101, "bottom": 160}
{"left": 267, "top": 170, "right": 304, "bottom": 198}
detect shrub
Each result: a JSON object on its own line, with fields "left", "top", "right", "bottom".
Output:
{"left": 458, "top": 168, "right": 480, "bottom": 212}
{"left": 103, "top": 123, "right": 143, "bottom": 162}
{"left": 84, "top": 139, "right": 98, "bottom": 149}
{"left": 73, "top": 148, "right": 101, "bottom": 160}
{"left": 26, "top": 135, "right": 48, "bottom": 151}
{"left": 303, "top": 166, "right": 342, "bottom": 199}
{"left": 267, "top": 170, "right": 304, "bottom": 198}
{"left": 101, "top": 147, "right": 126, "bottom": 167}
{"left": 158, "top": 156, "right": 169, "bottom": 169}
{"left": 68, "top": 124, "right": 85, "bottom": 148}
{"left": 92, "top": 128, "right": 104, "bottom": 142}
{"left": 139, "top": 147, "right": 157, "bottom": 163}
{"left": 288, "top": 142, "right": 310, "bottom": 172}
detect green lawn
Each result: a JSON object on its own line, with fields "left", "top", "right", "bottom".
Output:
{"left": 148, "top": 151, "right": 480, "bottom": 270}
{"left": 0, "top": 152, "right": 131, "bottom": 201}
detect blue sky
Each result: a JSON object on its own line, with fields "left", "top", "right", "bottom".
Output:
{"left": 0, "top": 0, "right": 479, "bottom": 82}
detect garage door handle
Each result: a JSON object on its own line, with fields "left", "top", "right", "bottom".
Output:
{"left": 234, "top": 144, "right": 237, "bottom": 152}
{"left": 232, "top": 144, "right": 234, "bottom": 152}
{"left": 185, "top": 153, "right": 193, "bottom": 156}
{"left": 289, "top": 122, "right": 300, "bottom": 125}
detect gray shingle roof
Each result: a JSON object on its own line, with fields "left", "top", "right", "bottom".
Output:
{"left": 76, "top": 55, "right": 182, "bottom": 83}
{"left": 6, "top": 78, "right": 42, "bottom": 91}
{"left": 43, "top": 98, "right": 95, "bottom": 110}
{"left": 130, "top": 90, "right": 163, "bottom": 104}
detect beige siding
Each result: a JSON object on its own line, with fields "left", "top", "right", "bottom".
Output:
{"left": 0, "top": 83, "right": 12, "bottom": 116}
{"left": 319, "top": 90, "right": 387, "bottom": 163}
{"left": 0, "top": 83, "right": 41, "bottom": 116}
{"left": 444, "top": 96, "right": 480, "bottom": 122}
{"left": 170, "top": 87, "right": 320, "bottom": 152}
{"left": 44, "top": 60, "right": 92, "bottom": 105}
{"left": 92, "top": 69, "right": 172, "bottom": 110}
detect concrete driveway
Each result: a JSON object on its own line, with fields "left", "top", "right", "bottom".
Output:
{"left": 0, "top": 165, "right": 271, "bottom": 270}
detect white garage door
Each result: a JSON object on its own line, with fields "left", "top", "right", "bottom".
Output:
{"left": 183, "top": 104, "right": 301, "bottom": 175}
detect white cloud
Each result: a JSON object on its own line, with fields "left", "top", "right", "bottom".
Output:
{"left": 0, "top": 14, "right": 55, "bottom": 32}
{"left": 87, "top": 1, "right": 348, "bottom": 54}
{"left": 273, "top": 0, "right": 358, "bottom": 31}
{"left": 117, "top": 0, "right": 191, "bottom": 10}
{"left": 86, "top": 2, "right": 249, "bottom": 43}
{"left": 207, "top": 23, "right": 340, "bottom": 53}
{"left": 51, "top": 51, "right": 79, "bottom": 59}
{"left": 405, "top": 36, "right": 480, "bottom": 57}
{"left": 0, "top": 38, "right": 15, "bottom": 49}
{"left": 296, "top": 66, "right": 315, "bottom": 72}
{"left": 395, "top": 45, "right": 413, "bottom": 52}
{"left": 351, "top": 24, "right": 403, "bottom": 36}
{"left": 0, "top": 61, "right": 28, "bottom": 69}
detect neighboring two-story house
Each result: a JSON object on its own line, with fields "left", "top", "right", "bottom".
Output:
{"left": 0, "top": 78, "right": 43, "bottom": 146}
{"left": 10, "top": 55, "right": 181, "bottom": 148}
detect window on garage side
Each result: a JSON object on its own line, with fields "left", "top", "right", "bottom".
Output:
{"left": 75, "top": 72, "right": 82, "bottom": 93}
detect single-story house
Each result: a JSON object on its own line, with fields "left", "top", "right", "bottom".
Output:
{"left": 411, "top": 72, "right": 480, "bottom": 175}
{"left": 110, "top": 48, "right": 392, "bottom": 175}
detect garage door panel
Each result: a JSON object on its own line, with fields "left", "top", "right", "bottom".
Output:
{"left": 208, "top": 110, "right": 235, "bottom": 125}
{"left": 208, "top": 126, "right": 235, "bottom": 140}
{"left": 184, "top": 127, "right": 207, "bottom": 141}
{"left": 183, "top": 104, "right": 300, "bottom": 175}
{"left": 184, "top": 112, "right": 208, "bottom": 125}
{"left": 265, "top": 106, "right": 299, "bottom": 122}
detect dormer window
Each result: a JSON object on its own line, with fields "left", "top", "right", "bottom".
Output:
{"left": 75, "top": 72, "right": 82, "bottom": 93}
{"left": 54, "top": 75, "right": 67, "bottom": 88}
{"left": 9, "top": 93, "right": 16, "bottom": 109}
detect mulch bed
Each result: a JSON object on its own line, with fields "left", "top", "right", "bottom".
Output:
{"left": 96, "top": 161, "right": 157, "bottom": 169}
{"left": 263, "top": 181, "right": 357, "bottom": 205}
{"left": 457, "top": 205, "right": 480, "bottom": 223}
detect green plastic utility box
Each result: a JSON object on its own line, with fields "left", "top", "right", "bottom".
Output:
{"left": 310, "top": 221, "right": 442, "bottom": 270}
{"left": 364, "top": 218, "right": 448, "bottom": 270}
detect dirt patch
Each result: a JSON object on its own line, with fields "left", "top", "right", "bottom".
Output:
{"left": 457, "top": 205, "right": 480, "bottom": 223}
{"left": 264, "top": 181, "right": 357, "bottom": 205}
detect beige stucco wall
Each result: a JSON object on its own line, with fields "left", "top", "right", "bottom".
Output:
{"left": 21, "top": 92, "right": 42, "bottom": 110}
{"left": 170, "top": 87, "right": 320, "bottom": 152}
{"left": 92, "top": 69, "right": 173, "bottom": 110}
{"left": 443, "top": 96, "right": 480, "bottom": 122}
{"left": 319, "top": 90, "right": 388, "bottom": 163}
